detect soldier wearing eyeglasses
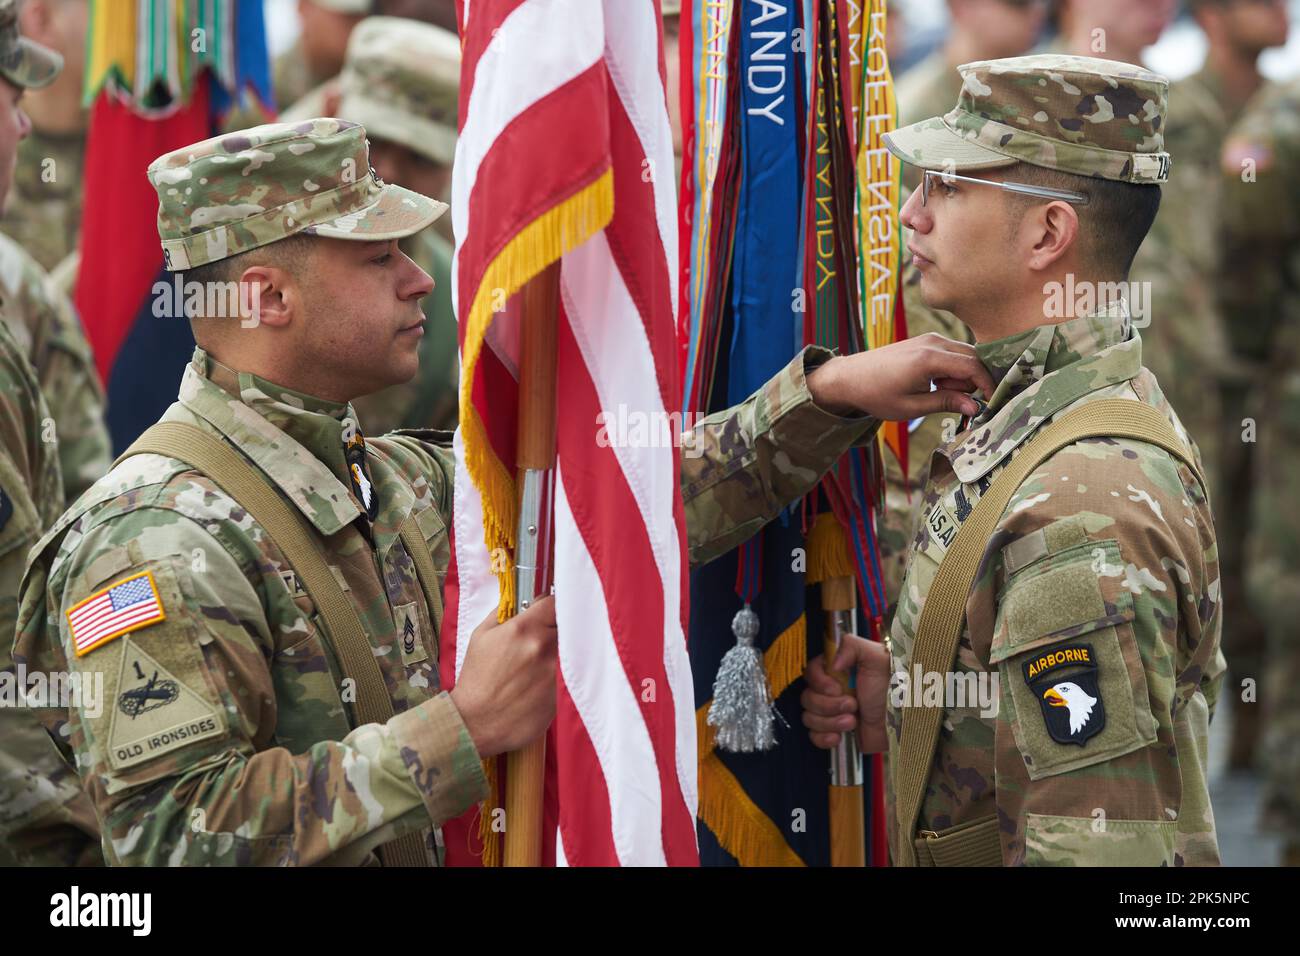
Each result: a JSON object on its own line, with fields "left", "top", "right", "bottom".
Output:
{"left": 801, "top": 55, "right": 1225, "bottom": 867}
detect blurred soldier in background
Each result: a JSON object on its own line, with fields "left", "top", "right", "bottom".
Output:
{"left": 275, "top": 0, "right": 370, "bottom": 116}
{"left": 1052, "top": 0, "right": 1228, "bottom": 559}
{"left": 1051, "top": 0, "right": 1176, "bottom": 63}
{"left": 1185, "top": 0, "right": 1290, "bottom": 769}
{"left": 896, "top": 0, "right": 1049, "bottom": 130}
{"left": 331, "top": 17, "right": 461, "bottom": 434}
{"left": 1220, "top": 77, "right": 1300, "bottom": 864}
{"left": 0, "top": 0, "right": 109, "bottom": 501}
{"left": 7, "top": 0, "right": 87, "bottom": 276}
{"left": 0, "top": 0, "right": 100, "bottom": 866}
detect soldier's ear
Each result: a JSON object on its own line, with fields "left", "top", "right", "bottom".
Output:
{"left": 1025, "top": 200, "right": 1079, "bottom": 275}
{"left": 236, "top": 265, "right": 295, "bottom": 330}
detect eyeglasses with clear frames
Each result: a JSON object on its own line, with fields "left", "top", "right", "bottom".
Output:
{"left": 921, "top": 169, "right": 1090, "bottom": 207}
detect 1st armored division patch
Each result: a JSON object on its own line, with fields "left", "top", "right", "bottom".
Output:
{"left": 1022, "top": 643, "right": 1106, "bottom": 746}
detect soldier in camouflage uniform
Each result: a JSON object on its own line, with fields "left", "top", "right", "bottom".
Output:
{"left": 331, "top": 17, "right": 460, "bottom": 434}
{"left": 1220, "top": 77, "right": 1300, "bottom": 866}
{"left": 1168, "top": 0, "right": 1289, "bottom": 770}
{"left": 277, "top": 0, "right": 372, "bottom": 123}
{"left": 0, "top": 321, "right": 100, "bottom": 865}
{"left": 803, "top": 56, "right": 1226, "bottom": 865}
{"left": 12, "top": 118, "right": 989, "bottom": 865}
{"left": 0, "top": 9, "right": 100, "bottom": 866}
{"left": 0, "top": 1, "right": 110, "bottom": 502}
{"left": 0, "top": 232, "right": 111, "bottom": 501}
{"left": 5, "top": 0, "right": 87, "bottom": 274}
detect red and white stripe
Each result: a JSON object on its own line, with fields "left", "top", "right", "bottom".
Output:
{"left": 68, "top": 578, "right": 162, "bottom": 653}
{"left": 443, "top": 0, "right": 696, "bottom": 866}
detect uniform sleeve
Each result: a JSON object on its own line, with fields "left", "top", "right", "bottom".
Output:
{"left": 987, "top": 443, "right": 1221, "bottom": 866}
{"left": 0, "top": 327, "right": 98, "bottom": 865}
{"left": 0, "top": 709, "right": 103, "bottom": 866}
{"left": 681, "top": 345, "right": 879, "bottom": 568}
{"left": 32, "top": 290, "right": 112, "bottom": 500}
{"left": 16, "top": 508, "right": 485, "bottom": 867}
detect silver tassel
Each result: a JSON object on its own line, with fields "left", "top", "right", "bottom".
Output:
{"left": 707, "top": 604, "right": 785, "bottom": 753}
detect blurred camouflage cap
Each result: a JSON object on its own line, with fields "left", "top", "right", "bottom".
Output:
{"left": 148, "top": 118, "right": 447, "bottom": 271}
{"left": 662, "top": 0, "right": 681, "bottom": 16}
{"left": 884, "top": 55, "right": 1171, "bottom": 184}
{"left": 0, "top": 0, "right": 62, "bottom": 90}
{"left": 337, "top": 17, "right": 459, "bottom": 166}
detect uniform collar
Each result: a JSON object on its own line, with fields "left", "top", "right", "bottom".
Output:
{"left": 176, "top": 348, "right": 363, "bottom": 535}
{"left": 944, "top": 302, "right": 1142, "bottom": 483}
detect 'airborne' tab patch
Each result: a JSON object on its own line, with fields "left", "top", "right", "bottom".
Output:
{"left": 1022, "top": 643, "right": 1105, "bottom": 746}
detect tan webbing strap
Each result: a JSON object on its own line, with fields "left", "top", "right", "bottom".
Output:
{"left": 118, "top": 422, "right": 429, "bottom": 868}
{"left": 913, "top": 816, "right": 1002, "bottom": 867}
{"left": 400, "top": 519, "right": 444, "bottom": 646}
{"left": 893, "top": 399, "right": 1205, "bottom": 867}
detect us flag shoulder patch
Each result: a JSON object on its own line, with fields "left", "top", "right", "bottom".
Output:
{"left": 67, "top": 571, "right": 167, "bottom": 657}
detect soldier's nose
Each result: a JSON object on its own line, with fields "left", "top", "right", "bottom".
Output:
{"left": 900, "top": 187, "right": 927, "bottom": 233}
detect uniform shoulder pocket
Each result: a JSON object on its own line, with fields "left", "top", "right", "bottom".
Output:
{"left": 992, "top": 538, "right": 1158, "bottom": 780}
{"left": 64, "top": 555, "right": 235, "bottom": 789}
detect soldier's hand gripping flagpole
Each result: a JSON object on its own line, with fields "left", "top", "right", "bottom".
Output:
{"left": 504, "top": 262, "right": 561, "bottom": 867}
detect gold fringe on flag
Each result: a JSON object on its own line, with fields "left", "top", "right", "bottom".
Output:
{"left": 698, "top": 752, "right": 806, "bottom": 867}
{"left": 478, "top": 756, "right": 501, "bottom": 867}
{"left": 804, "top": 511, "right": 857, "bottom": 585}
{"left": 458, "top": 169, "right": 615, "bottom": 623}
{"left": 696, "top": 614, "right": 809, "bottom": 865}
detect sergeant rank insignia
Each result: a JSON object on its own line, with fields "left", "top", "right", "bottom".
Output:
{"left": 1022, "top": 643, "right": 1105, "bottom": 746}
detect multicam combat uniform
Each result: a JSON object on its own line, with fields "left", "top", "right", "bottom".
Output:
{"left": 0, "top": 231, "right": 111, "bottom": 500}
{"left": 5, "top": 128, "right": 85, "bottom": 273}
{"left": 0, "top": 0, "right": 104, "bottom": 866}
{"left": 13, "top": 119, "right": 876, "bottom": 865}
{"left": 882, "top": 56, "right": 1223, "bottom": 865}
{"left": 1220, "top": 77, "right": 1300, "bottom": 857}
{"left": 0, "top": 321, "right": 101, "bottom": 866}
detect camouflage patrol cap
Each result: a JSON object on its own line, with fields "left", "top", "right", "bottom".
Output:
{"left": 0, "top": 0, "right": 62, "bottom": 90}
{"left": 884, "top": 55, "right": 1171, "bottom": 184}
{"left": 148, "top": 118, "right": 447, "bottom": 271}
{"left": 337, "top": 17, "right": 459, "bottom": 166}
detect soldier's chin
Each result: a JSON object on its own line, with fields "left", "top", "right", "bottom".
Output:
{"left": 385, "top": 349, "right": 421, "bottom": 388}
{"left": 917, "top": 275, "right": 954, "bottom": 314}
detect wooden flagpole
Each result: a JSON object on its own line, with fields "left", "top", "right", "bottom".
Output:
{"left": 823, "top": 576, "right": 866, "bottom": 867}
{"left": 503, "top": 261, "right": 561, "bottom": 867}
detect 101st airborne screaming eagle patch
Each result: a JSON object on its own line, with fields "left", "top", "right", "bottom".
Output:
{"left": 1022, "top": 643, "right": 1106, "bottom": 746}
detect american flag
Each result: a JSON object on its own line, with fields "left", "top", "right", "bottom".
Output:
{"left": 440, "top": 0, "right": 697, "bottom": 866}
{"left": 67, "top": 571, "right": 166, "bottom": 656}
